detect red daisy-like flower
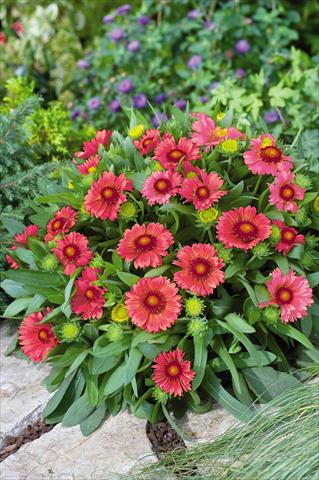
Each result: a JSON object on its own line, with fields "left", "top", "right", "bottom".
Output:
{"left": 44, "top": 206, "right": 78, "bottom": 242}
{"left": 18, "top": 308, "right": 59, "bottom": 363}
{"left": 74, "top": 129, "right": 112, "bottom": 159}
{"left": 152, "top": 348, "right": 195, "bottom": 397}
{"left": 71, "top": 267, "right": 107, "bottom": 320}
{"left": 191, "top": 113, "right": 243, "bottom": 151}
{"left": 180, "top": 171, "right": 227, "bottom": 210}
{"left": 173, "top": 243, "right": 224, "bottom": 296}
{"left": 77, "top": 155, "right": 101, "bottom": 175}
{"left": 14, "top": 225, "right": 39, "bottom": 245}
{"left": 260, "top": 268, "right": 313, "bottom": 323}
{"left": 125, "top": 276, "right": 182, "bottom": 333}
{"left": 243, "top": 134, "right": 293, "bottom": 176}
{"left": 154, "top": 135, "right": 200, "bottom": 170}
{"left": 273, "top": 220, "right": 304, "bottom": 256}
{"left": 134, "top": 129, "right": 160, "bottom": 156}
{"left": 269, "top": 170, "right": 305, "bottom": 213}
{"left": 84, "top": 171, "right": 133, "bottom": 221}
{"left": 53, "top": 232, "right": 93, "bottom": 275}
{"left": 141, "top": 170, "right": 182, "bottom": 206}
{"left": 117, "top": 223, "right": 174, "bottom": 269}
{"left": 217, "top": 206, "right": 272, "bottom": 251}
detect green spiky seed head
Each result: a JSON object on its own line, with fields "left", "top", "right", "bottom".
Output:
{"left": 270, "top": 224, "right": 281, "bottom": 244}
{"left": 263, "top": 306, "right": 280, "bottom": 326}
{"left": 153, "top": 386, "right": 169, "bottom": 404}
{"left": 295, "top": 208, "right": 308, "bottom": 225}
{"left": 305, "top": 235, "right": 318, "bottom": 248}
{"left": 215, "top": 245, "right": 233, "bottom": 264}
{"left": 295, "top": 173, "right": 312, "bottom": 190}
{"left": 106, "top": 324, "right": 124, "bottom": 342}
{"left": 184, "top": 297, "right": 204, "bottom": 317}
{"left": 299, "top": 251, "right": 314, "bottom": 270}
{"left": 59, "top": 322, "right": 81, "bottom": 342}
{"left": 198, "top": 207, "right": 219, "bottom": 224}
{"left": 119, "top": 201, "right": 137, "bottom": 220}
{"left": 47, "top": 240, "right": 57, "bottom": 249}
{"left": 252, "top": 242, "right": 270, "bottom": 258}
{"left": 221, "top": 139, "right": 238, "bottom": 154}
{"left": 81, "top": 174, "right": 95, "bottom": 188}
{"left": 41, "top": 253, "right": 58, "bottom": 271}
{"left": 90, "top": 253, "right": 105, "bottom": 269}
{"left": 187, "top": 317, "right": 208, "bottom": 336}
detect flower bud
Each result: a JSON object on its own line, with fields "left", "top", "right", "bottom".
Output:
{"left": 119, "top": 201, "right": 137, "bottom": 220}
{"left": 184, "top": 296, "right": 204, "bottom": 317}
{"left": 41, "top": 253, "right": 58, "bottom": 271}
{"left": 111, "top": 303, "right": 129, "bottom": 323}
{"left": 152, "top": 386, "right": 169, "bottom": 404}
{"left": 106, "top": 324, "right": 124, "bottom": 342}
{"left": 263, "top": 306, "right": 280, "bottom": 326}
{"left": 252, "top": 241, "right": 269, "bottom": 258}
{"left": 187, "top": 317, "right": 208, "bottom": 336}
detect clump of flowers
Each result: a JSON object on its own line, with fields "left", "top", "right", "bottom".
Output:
{"left": 3, "top": 109, "right": 318, "bottom": 436}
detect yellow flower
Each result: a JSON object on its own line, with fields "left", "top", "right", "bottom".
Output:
{"left": 198, "top": 207, "right": 219, "bottom": 223}
{"left": 88, "top": 166, "right": 97, "bottom": 174}
{"left": 216, "top": 112, "right": 225, "bottom": 121}
{"left": 67, "top": 181, "right": 74, "bottom": 190}
{"left": 111, "top": 303, "right": 129, "bottom": 323}
{"left": 221, "top": 139, "right": 238, "bottom": 154}
{"left": 261, "top": 137, "right": 273, "bottom": 148}
{"left": 129, "top": 124, "right": 145, "bottom": 139}
{"left": 215, "top": 127, "right": 228, "bottom": 138}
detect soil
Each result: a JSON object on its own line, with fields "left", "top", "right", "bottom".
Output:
{"left": 0, "top": 420, "right": 54, "bottom": 462}
{"left": 146, "top": 420, "right": 186, "bottom": 456}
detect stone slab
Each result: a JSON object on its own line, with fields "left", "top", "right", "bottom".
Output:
{"left": 0, "top": 412, "right": 155, "bottom": 480}
{"left": 0, "top": 321, "right": 51, "bottom": 444}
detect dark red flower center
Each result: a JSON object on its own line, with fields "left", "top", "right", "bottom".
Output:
{"left": 166, "top": 362, "right": 181, "bottom": 378}
{"left": 276, "top": 287, "right": 293, "bottom": 305}
{"left": 195, "top": 186, "right": 210, "bottom": 199}
{"left": 233, "top": 221, "right": 258, "bottom": 243}
{"left": 260, "top": 146, "right": 282, "bottom": 163}
{"left": 167, "top": 149, "right": 185, "bottom": 163}
{"left": 101, "top": 187, "right": 119, "bottom": 204}
{"left": 190, "top": 258, "right": 212, "bottom": 278}
{"left": 52, "top": 219, "right": 64, "bottom": 231}
{"left": 142, "top": 138, "right": 153, "bottom": 148}
{"left": 38, "top": 328, "right": 50, "bottom": 343}
{"left": 281, "top": 228, "right": 296, "bottom": 243}
{"left": 134, "top": 234, "right": 157, "bottom": 251}
{"left": 154, "top": 178, "right": 171, "bottom": 193}
{"left": 63, "top": 244, "right": 79, "bottom": 259}
{"left": 143, "top": 292, "right": 165, "bottom": 313}
{"left": 279, "top": 185, "right": 295, "bottom": 200}
{"left": 85, "top": 288, "right": 95, "bottom": 300}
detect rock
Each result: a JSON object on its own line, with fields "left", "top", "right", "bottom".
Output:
{"left": 0, "top": 322, "right": 51, "bottom": 445}
{"left": 0, "top": 412, "right": 155, "bottom": 479}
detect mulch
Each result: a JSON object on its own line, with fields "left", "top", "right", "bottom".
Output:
{"left": 146, "top": 420, "right": 186, "bottom": 456}
{"left": 0, "top": 420, "right": 54, "bottom": 462}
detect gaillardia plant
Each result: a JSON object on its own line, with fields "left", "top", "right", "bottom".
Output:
{"left": 2, "top": 108, "right": 319, "bottom": 436}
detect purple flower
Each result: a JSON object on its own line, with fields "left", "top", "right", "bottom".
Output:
{"left": 235, "top": 39, "right": 250, "bottom": 54}
{"left": 118, "top": 79, "right": 133, "bottom": 94}
{"left": 152, "top": 113, "right": 168, "bottom": 128}
{"left": 133, "top": 93, "right": 148, "bottom": 109}
{"left": 127, "top": 40, "right": 140, "bottom": 52}
{"left": 175, "top": 99, "right": 187, "bottom": 110}
{"left": 108, "top": 99, "right": 121, "bottom": 113}
{"left": 77, "top": 59, "right": 89, "bottom": 69}
{"left": 70, "top": 109, "right": 81, "bottom": 120}
{"left": 116, "top": 4, "right": 132, "bottom": 15}
{"left": 87, "top": 97, "right": 101, "bottom": 110}
{"left": 109, "top": 28, "right": 124, "bottom": 42}
{"left": 264, "top": 110, "right": 279, "bottom": 123}
{"left": 204, "top": 21, "right": 216, "bottom": 31}
{"left": 187, "top": 54, "right": 202, "bottom": 70}
{"left": 138, "top": 15, "right": 150, "bottom": 26}
{"left": 187, "top": 9, "right": 201, "bottom": 20}
{"left": 103, "top": 14, "right": 114, "bottom": 24}
{"left": 235, "top": 68, "right": 246, "bottom": 79}
{"left": 154, "top": 93, "right": 167, "bottom": 104}
{"left": 209, "top": 81, "right": 219, "bottom": 91}
{"left": 200, "top": 96, "right": 208, "bottom": 104}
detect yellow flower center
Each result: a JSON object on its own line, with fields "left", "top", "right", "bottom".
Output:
{"left": 88, "top": 166, "right": 96, "bottom": 174}
{"left": 167, "top": 365, "right": 179, "bottom": 376}
{"left": 261, "top": 137, "right": 273, "bottom": 148}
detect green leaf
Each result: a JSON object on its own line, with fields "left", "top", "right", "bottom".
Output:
{"left": 307, "top": 272, "right": 319, "bottom": 288}
{"left": 211, "top": 351, "right": 276, "bottom": 372}
{"left": 1, "top": 279, "right": 28, "bottom": 299}
{"left": 36, "top": 192, "right": 82, "bottom": 209}
{"left": 62, "top": 394, "right": 95, "bottom": 427}
{"left": 111, "top": 251, "right": 123, "bottom": 271}
{"left": 1, "top": 217, "right": 25, "bottom": 235}
{"left": 61, "top": 278, "right": 74, "bottom": 319}
{"left": 254, "top": 285, "right": 270, "bottom": 304}
{"left": 104, "top": 363, "right": 126, "bottom": 395}
{"left": 192, "top": 329, "right": 213, "bottom": 390}
{"left": 86, "top": 375, "right": 99, "bottom": 406}
{"left": 65, "top": 350, "right": 88, "bottom": 377}
{"left": 43, "top": 370, "right": 77, "bottom": 417}
{"left": 243, "top": 367, "right": 302, "bottom": 402}
{"left": 80, "top": 404, "right": 108, "bottom": 436}
{"left": 215, "top": 340, "right": 241, "bottom": 394}
{"left": 91, "top": 355, "right": 119, "bottom": 375}
{"left": 4, "top": 334, "right": 18, "bottom": 356}
{"left": 117, "top": 271, "right": 140, "bottom": 286}
{"left": 124, "top": 347, "right": 143, "bottom": 385}
{"left": 270, "top": 323, "right": 315, "bottom": 351}
{"left": 238, "top": 276, "right": 258, "bottom": 306}
{"left": 203, "top": 367, "right": 254, "bottom": 422}
{"left": 93, "top": 335, "right": 131, "bottom": 358}
{"left": 272, "top": 254, "right": 289, "bottom": 275}
{"left": 217, "top": 320, "right": 262, "bottom": 366}
{"left": 15, "top": 248, "right": 37, "bottom": 269}
{"left": 144, "top": 265, "right": 171, "bottom": 278}
{"left": 225, "top": 313, "right": 256, "bottom": 333}
{"left": 132, "top": 331, "right": 168, "bottom": 347}
{"left": 4, "top": 269, "right": 65, "bottom": 288}
{"left": 3, "top": 297, "right": 32, "bottom": 318}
